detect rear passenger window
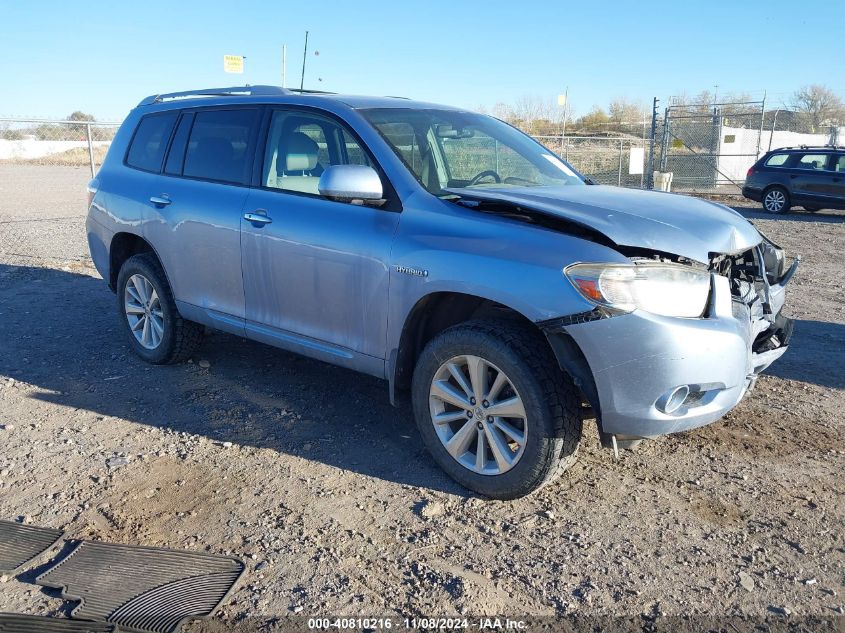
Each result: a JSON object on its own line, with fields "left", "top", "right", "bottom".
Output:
{"left": 764, "top": 153, "right": 788, "bottom": 167}
{"left": 831, "top": 155, "right": 845, "bottom": 172}
{"left": 126, "top": 113, "right": 178, "bottom": 172}
{"left": 795, "top": 154, "right": 827, "bottom": 170}
{"left": 183, "top": 109, "right": 260, "bottom": 185}
{"left": 164, "top": 113, "right": 194, "bottom": 175}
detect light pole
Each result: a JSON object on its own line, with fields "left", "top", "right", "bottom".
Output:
{"left": 300, "top": 31, "right": 309, "bottom": 91}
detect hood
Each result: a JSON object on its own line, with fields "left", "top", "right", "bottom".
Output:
{"left": 446, "top": 185, "right": 762, "bottom": 263}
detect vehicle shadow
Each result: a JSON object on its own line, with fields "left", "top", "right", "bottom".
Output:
{"left": 0, "top": 264, "right": 467, "bottom": 496}
{"left": 730, "top": 206, "right": 845, "bottom": 225}
{"left": 764, "top": 319, "right": 845, "bottom": 389}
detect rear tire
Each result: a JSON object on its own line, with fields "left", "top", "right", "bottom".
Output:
{"left": 411, "top": 319, "right": 582, "bottom": 499}
{"left": 116, "top": 253, "right": 204, "bottom": 364}
{"left": 762, "top": 186, "right": 790, "bottom": 214}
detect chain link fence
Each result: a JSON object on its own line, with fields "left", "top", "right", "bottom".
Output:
{"left": 0, "top": 118, "right": 121, "bottom": 176}
{"left": 653, "top": 101, "right": 765, "bottom": 192}
{"left": 534, "top": 135, "right": 651, "bottom": 187}
{"left": 0, "top": 119, "right": 119, "bottom": 269}
{"left": 653, "top": 102, "right": 843, "bottom": 193}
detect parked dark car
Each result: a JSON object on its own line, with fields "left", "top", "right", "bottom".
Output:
{"left": 743, "top": 145, "right": 845, "bottom": 213}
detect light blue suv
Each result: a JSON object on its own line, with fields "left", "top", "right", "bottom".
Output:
{"left": 86, "top": 86, "right": 797, "bottom": 499}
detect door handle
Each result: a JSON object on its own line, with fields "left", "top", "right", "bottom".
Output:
{"left": 243, "top": 210, "right": 272, "bottom": 225}
{"left": 149, "top": 195, "right": 171, "bottom": 207}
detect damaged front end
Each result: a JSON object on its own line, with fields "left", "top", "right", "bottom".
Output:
{"left": 710, "top": 236, "right": 799, "bottom": 381}
{"left": 540, "top": 236, "right": 799, "bottom": 443}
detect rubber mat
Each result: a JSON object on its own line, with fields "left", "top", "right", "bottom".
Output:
{"left": 0, "top": 613, "right": 117, "bottom": 632}
{"left": 36, "top": 541, "right": 244, "bottom": 633}
{"left": 0, "top": 520, "right": 64, "bottom": 573}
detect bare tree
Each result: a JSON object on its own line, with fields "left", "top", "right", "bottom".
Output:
{"left": 509, "top": 95, "right": 564, "bottom": 135}
{"left": 608, "top": 98, "right": 647, "bottom": 126}
{"left": 791, "top": 84, "right": 844, "bottom": 132}
{"left": 491, "top": 102, "right": 515, "bottom": 123}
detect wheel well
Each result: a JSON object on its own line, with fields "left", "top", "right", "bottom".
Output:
{"left": 391, "top": 292, "right": 538, "bottom": 397}
{"left": 108, "top": 233, "right": 155, "bottom": 291}
{"left": 763, "top": 184, "right": 789, "bottom": 196}
{"left": 390, "top": 292, "right": 605, "bottom": 444}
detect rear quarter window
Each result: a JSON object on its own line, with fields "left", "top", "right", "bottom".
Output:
{"left": 764, "top": 153, "right": 789, "bottom": 167}
{"left": 125, "top": 113, "right": 178, "bottom": 172}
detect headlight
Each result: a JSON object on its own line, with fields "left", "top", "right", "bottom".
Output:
{"left": 564, "top": 262, "right": 711, "bottom": 318}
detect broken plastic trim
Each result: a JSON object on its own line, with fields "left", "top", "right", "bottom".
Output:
{"left": 536, "top": 307, "right": 620, "bottom": 333}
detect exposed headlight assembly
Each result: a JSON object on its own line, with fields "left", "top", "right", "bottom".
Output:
{"left": 565, "top": 262, "right": 711, "bottom": 318}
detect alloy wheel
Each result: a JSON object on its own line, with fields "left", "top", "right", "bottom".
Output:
{"left": 428, "top": 354, "right": 528, "bottom": 475}
{"left": 763, "top": 189, "right": 786, "bottom": 213}
{"left": 124, "top": 273, "right": 164, "bottom": 350}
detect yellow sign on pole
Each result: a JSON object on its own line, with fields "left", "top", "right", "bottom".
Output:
{"left": 224, "top": 55, "right": 244, "bottom": 74}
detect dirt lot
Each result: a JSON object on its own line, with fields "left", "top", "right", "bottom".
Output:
{"left": 0, "top": 165, "right": 843, "bottom": 627}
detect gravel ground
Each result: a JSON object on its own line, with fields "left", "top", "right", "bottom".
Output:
{"left": 0, "top": 165, "right": 843, "bottom": 628}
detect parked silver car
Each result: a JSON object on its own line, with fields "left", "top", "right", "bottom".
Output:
{"left": 86, "top": 86, "right": 797, "bottom": 499}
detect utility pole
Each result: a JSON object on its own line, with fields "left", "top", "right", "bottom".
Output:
{"left": 282, "top": 44, "right": 287, "bottom": 88}
{"left": 646, "top": 96, "right": 659, "bottom": 190}
{"left": 300, "top": 31, "right": 309, "bottom": 91}
{"left": 559, "top": 87, "right": 569, "bottom": 139}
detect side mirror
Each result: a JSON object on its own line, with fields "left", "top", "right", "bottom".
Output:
{"left": 318, "top": 165, "right": 385, "bottom": 206}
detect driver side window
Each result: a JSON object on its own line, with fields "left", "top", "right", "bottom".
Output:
{"left": 262, "top": 110, "right": 372, "bottom": 196}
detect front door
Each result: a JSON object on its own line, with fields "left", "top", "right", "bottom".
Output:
{"left": 240, "top": 108, "right": 399, "bottom": 364}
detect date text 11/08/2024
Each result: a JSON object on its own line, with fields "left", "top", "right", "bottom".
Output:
{"left": 307, "top": 617, "right": 527, "bottom": 630}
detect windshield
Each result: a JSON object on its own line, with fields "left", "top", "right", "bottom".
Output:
{"left": 361, "top": 108, "right": 585, "bottom": 196}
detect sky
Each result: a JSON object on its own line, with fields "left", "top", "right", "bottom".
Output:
{"left": 2, "top": 0, "right": 843, "bottom": 121}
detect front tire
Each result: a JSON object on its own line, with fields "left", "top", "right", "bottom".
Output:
{"left": 116, "top": 253, "right": 204, "bottom": 364}
{"left": 411, "top": 320, "right": 582, "bottom": 499}
{"left": 762, "top": 186, "right": 790, "bottom": 214}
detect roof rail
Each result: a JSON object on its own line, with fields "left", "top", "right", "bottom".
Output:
{"left": 778, "top": 144, "right": 844, "bottom": 150}
{"left": 286, "top": 88, "right": 337, "bottom": 95}
{"left": 137, "top": 85, "right": 290, "bottom": 106}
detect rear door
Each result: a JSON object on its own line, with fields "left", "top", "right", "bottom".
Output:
{"left": 145, "top": 107, "right": 261, "bottom": 327}
{"left": 787, "top": 152, "right": 833, "bottom": 204}
{"left": 240, "top": 107, "right": 399, "bottom": 366}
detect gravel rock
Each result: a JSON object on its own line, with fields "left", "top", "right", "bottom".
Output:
{"left": 417, "top": 499, "right": 445, "bottom": 520}
{"left": 106, "top": 456, "right": 130, "bottom": 469}
{"left": 738, "top": 571, "right": 754, "bottom": 592}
